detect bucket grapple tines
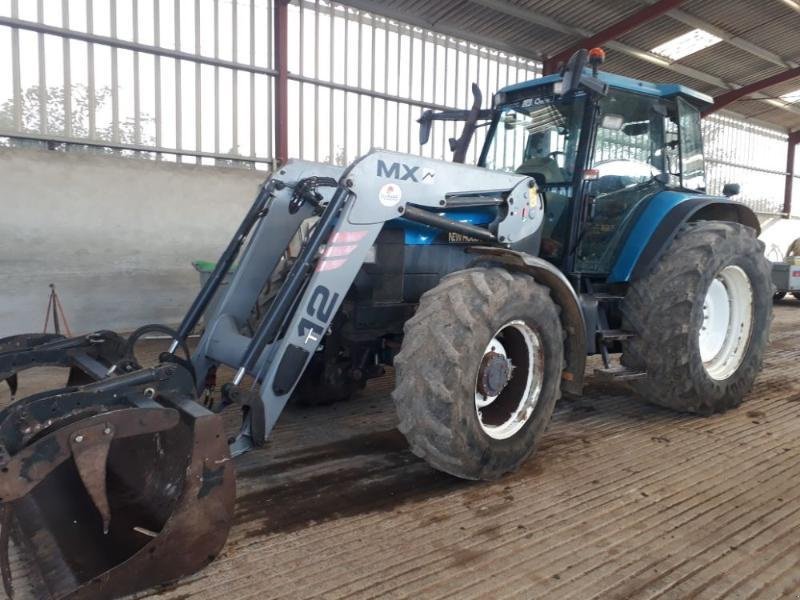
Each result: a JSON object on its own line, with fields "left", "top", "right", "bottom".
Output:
{"left": 0, "top": 365, "right": 235, "bottom": 600}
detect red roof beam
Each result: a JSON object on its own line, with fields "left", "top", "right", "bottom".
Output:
{"left": 704, "top": 67, "right": 800, "bottom": 116}
{"left": 542, "top": 0, "right": 688, "bottom": 74}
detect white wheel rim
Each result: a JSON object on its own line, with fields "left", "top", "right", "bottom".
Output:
{"left": 698, "top": 265, "right": 754, "bottom": 381}
{"left": 474, "top": 320, "right": 544, "bottom": 440}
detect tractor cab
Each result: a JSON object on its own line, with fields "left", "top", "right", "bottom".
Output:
{"left": 478, "top": 50, "right": 714, "bottom": 277}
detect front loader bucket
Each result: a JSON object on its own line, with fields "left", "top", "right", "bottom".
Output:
{"left": 0, "top": 366, "right": 235, "bottom": 599}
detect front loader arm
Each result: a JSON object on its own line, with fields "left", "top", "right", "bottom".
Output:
{"left": 221, "top": 150, "right": 541, "bottom": 454}
{"left": 0, "top": 150, "right": 541, "bottom": 598}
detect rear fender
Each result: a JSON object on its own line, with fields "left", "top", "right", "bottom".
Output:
{"left": 608, "top": 193, "right": 760, "bottom": 283}
{"left": 467, "top": 246, "right": 586, "bottom": 395}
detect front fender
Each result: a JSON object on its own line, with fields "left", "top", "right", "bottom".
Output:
{"left": 608, "top": 192, "right": 759, "bottom": 283}
{"left": 467, "top": 246, "right": 586, "bottom": 395}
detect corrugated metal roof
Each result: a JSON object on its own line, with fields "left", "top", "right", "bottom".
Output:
{"left": 511, "top": 0, "right": 642, "bottom": 33}
{"left": 615, "top": 17, "right": 692, "bottom": 51}
{"left": 341, "top": 0, "right": 800, "bottom": 132}
{"left": 684, "top": 0, "right": 799, "bottom": 61}
{"left": 679, "top": 45, "right": 785, "bottom": 88}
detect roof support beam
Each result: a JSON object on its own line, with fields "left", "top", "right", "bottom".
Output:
{"left": 635, "top": 0, "right": 798, "bottom": 69}
{"left": 543, "top": 0, "right": 687, "bottom": 74}
{"left": 704, "top": 67, "right": 800, "bottom": 115}
{"left": 466, "top": 0, "right": 800, "bottom": 118}
{"left": 335, "top": 0, "right": 800, "bottom": 120}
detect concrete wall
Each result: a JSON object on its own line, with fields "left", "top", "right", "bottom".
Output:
{"left": 2, "top": 147, "right": 798, "bottom": 338}
{"left": 0, "top": 147, "right": 265, "bottom": 335}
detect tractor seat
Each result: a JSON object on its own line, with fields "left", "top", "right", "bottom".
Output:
{"left": 515, "top": 158, "right": 570, "bottom": 260}
{"left": 515, "top": 157, "right": 566, "bottom": 186}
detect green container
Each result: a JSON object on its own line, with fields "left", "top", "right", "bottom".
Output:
{"left": 192, "top": 260, "right": 237, "bottom": 324}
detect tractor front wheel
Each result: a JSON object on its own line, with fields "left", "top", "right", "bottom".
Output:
{"left": 621, "top": 221, "right": 772, "bottom": 415}
{"left": 393, "top": 267, "right": 564, "bottom": 480}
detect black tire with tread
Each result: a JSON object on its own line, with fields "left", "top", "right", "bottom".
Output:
{"left": 621, "top": 221, "right": 772, "bottom": 415}
{"left": 392, "top": 267, "right": 564, "bottom": 481}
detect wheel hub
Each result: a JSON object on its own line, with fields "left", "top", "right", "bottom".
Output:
{"left": 474, "top": 320, "right": 544, "bottom": 440}
{"left": 477, "top": 352, "right": 513, "bottom": 398}
{"left": 698, "top": 265, "right": 754, "bottom": 381}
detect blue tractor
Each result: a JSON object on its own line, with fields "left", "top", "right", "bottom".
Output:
{"left": 0, "top": 50, "right": 772, "bottom": 598}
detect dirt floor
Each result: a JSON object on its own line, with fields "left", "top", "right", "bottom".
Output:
{"left": 3, "top": 302, "right": 800, "bottom": 599}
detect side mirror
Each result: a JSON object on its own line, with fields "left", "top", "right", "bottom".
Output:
{"left": 560, "top": 49, "right": 589, "bottom": 94}
{"left": 418, "top": 110, "right": 433, "bottom": 145}
{"left": 654, "top": 173, "right": 670, "bottom": 185}
{"left": 722, "top": 183, "right": 741, "bottom": 197}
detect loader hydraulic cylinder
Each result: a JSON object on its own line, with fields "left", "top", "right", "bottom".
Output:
{"left": 234, "top": 185, "right": 351, "bottom": 384}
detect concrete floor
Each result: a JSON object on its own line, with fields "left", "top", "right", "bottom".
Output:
{"left": 4, "top": 302, "right": 800, "bottom": 599}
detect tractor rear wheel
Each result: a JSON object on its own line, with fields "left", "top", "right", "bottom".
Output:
{"left": 393, "top": 267, "right": 564, "bottom": 480}
{"left": 621, "top": 221, "right": 772, "bottom": 415}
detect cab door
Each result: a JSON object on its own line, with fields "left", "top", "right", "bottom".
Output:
{"left": 574, "top": 90, "right": 675, "bottom": 275}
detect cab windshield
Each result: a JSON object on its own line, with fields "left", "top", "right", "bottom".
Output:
{"left": 481, "top": 93, "right": 587, "bottom": 186}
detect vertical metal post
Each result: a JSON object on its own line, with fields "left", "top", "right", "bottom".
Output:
{"left": 356, "top": 16, "right": 362, "bottom": 154}
{"left": 232, "top": 0, "right": 238, "bottom": 156}
{"left": 11, "top": 0, "right": 21, "bottom": 131}
{"left": 430, "top": 35, "right": 438, "bottom": 158}
{"left": 329, "top": 1, "right": 335, "bottom": 163}
{"left": 249, "top": 0, "right": 256, "bottom": 161}
{"left": 153, "top": 0, "right": 161, "bottom": 157}
{"left": 443, "top": 36, "right": 450, "bottom": 159}
{"left": 369, "top": 15, "right": 375, "bottom": 154}
{"left": 37, "top": 0, "right": 46, "bottom": 135}
{"left": 393, "top": 22, "right": 399, "bottom": 152}
{"left": 313, "top": 0, "right": 319, "bottom": 162}
{"left": 406, "top": 26, "right": 413, "bottom": 153}
{"left": 472, "top": 45, "right": 479, "bottom": 163}
{"left": 267, "top": 0, "right": 274, "bottom": 164}
{"left": 297, "top": 2, "right": 304, "bottom": 160}
{"left": 195, "top": 0, "right": 201, "bottom": 163}
{"left": 268, "top": 1, "right": 277, "bottom": 162}
{"left": 174, "top": 0, "right": 182, "bottom": 161}
{"left": 274, "top": 0, "right": 289, "bottom": 165}
{"left": 133, "top": 0, "right": 141, "bottom": 147}
{"left": 784, "top": 131, "right": 800, "bottom": 217}
{"left": 382, "top": 23, "right": 388, "bottom": 153}
{"left": 343, "top": 7, "right": 350, "bottom": 159}
{"left": 62, "top": 0, "right": 72, "bottom": 138}
{"left": 213, "top": 0, "right": 219, "bottom": 156}
{"left": 110, "top": 0, "right": 119, "bottom": 144}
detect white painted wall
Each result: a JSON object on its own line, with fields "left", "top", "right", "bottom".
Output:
{"left": 0, "top": 148, "right": 265, "bottom": 335}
